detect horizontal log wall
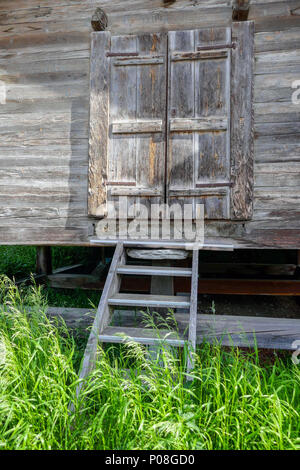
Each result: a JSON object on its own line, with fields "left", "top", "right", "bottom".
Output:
{"left": 0, "top": 0, "right": 299, "bottom": 248}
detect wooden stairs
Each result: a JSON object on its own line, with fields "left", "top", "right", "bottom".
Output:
{"left": 76, "top": 241, "right": 199, "bottom": 396}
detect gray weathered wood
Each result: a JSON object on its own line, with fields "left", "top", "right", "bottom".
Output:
{"left": 107, "top": 32, "right": 167, "bottom": 216}
{"left": 187, "top": 249, "right": 199, "bottom": 374}
{"left": 44, "top": 308, "right": 300, "bottom": 351}
{"left": 91, "top": 239, "right": 234, "bottom": 251}
{"left": 113, "top": 56, "right": 164, "bottom": 66}
{"left": 108, "top": 293, "right": 191, "bottom": 309}
{"left": 170, "top": 117, "right": 228, "bottom": 132}
{"left": 127, "top": 249, "right": 189, "bottom": 260}
{"left": 112, "top": 120, "right": 163, "bottom": 134}
{"left": 167, "top": 27, "right": 231, "bottom": 219}
{"left": 48, "top": 273, "right": 103, "bottom": 290}
{"left": 88, "top": 31, "right": 110, "bottom": 217}
{"left": 76, "top": 242, "right": 124, "bottom": 397}
{"left": 0, "top": 1, "right": 300, "bottom": 249}
{"left": 171, "top": 50, "right": 228, "bottom": 61}
{"left": 99, "top": 326, "right": 185, "bottom": 347}
{"left": 117, "top": 265, "right": 192, "bottom": 276}
{"left": 231, "top": 21, "right": 254, "bottom": 220}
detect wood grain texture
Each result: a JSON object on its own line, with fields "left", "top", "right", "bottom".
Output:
{"left": 231, "top": 21, "right": 254, "bottom": 220}
{"left": 167, "top": 27, "right": 231, "bottom": 219}
{"left": 88, "top": 32, "right": 110, "bottom": 217}
{"left": 114, "top": 33, "right": 166, "bottom": 216}
{"left": 0, "top": 1, "right": 299, "bottom": 248}
{"left": 44, "top": 307, "right": 300, "bottom": 351}
{"left": 187, "top": 249, "right": 199, "bottom": 373}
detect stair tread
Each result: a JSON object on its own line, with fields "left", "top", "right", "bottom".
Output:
{"left": 108, "top": 293, "right": 190, "bottom": 308}
{"left": 117, "top": 265, "right": 192, "bottom": 277}
{"left": 99, "top": 326, "right": 185, "bottom": 346}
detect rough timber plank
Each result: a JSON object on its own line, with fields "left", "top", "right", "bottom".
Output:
{"left": 0, "top": 1, "right": 299, "bottom": 248}
{"left": 196, "top": 279, "right": 300, "bottom": 295}
{"left": 187, "top": 250, "right": 199, "bottom": 373}
{"left": 117, "top": 265, "right": 192, "bottom": 277}
{"left": 231, "top": 21, "right": 254, "bottom": 220}
{"left": 167, "top": 27, "right": 232, "bottom": 220}
{"left": 99, "top": 326, "right": 185, "bottom": 347}
{"left": 108, "top": 293, "right": 191, "bottom": 309}
{"left": 88, "top": 31, "right": 110, "bottom": 217}
{"left": 77, "top": 242, "right": 124, "bottom": 396}
{"left": 48, "top": 273, "right": 104, "bottom": 290}
{"left": 44, "top": 307, "right": 300, "bottom": 351}
{"left": 194, "top": 314, "right": 300, "bottom": 350}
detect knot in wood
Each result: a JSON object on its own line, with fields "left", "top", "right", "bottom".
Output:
{"left": 91, "top": 8, "right": 108, "bottom": 31}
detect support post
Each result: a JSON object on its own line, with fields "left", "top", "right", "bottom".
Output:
{"left": 36, "top": 246, "right": 52, "bottom": 275}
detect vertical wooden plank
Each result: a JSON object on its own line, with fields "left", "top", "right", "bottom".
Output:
{"left": 36, "top": 246, "right": 52, "bottom": 275}
{"left": 231, "top": 21, "right": 254, "bottom": 220}
{"left": 194, "top": 27, "right": 231, "bottom": 219}
{"left": 187, "top": 249, "right": 199, "bottom": 375}
{"left": 135, "top": 33, "right": 167, "bottom": 213}
{"left": 167, "top": 30, "right": 195, "bottom": 214}
{"left": 167, "top": 27, "right": 231, "bottom": 219}
{"left": 109, "top": 35, "right": 137, "bottom": 187}
{"left": 88, "top": 31, "right": 111, "bottom": 217}
{"left": 107, "top": 33, "right": 167, "bottom": 217}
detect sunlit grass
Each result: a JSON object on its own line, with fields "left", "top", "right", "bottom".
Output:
{"left": 0, "top": 275, "right": 299, "bottom": 450}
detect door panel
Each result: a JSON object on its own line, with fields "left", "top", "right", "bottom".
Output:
{"left": 108, "top": 33, "right": 167, "bottom": 217}
{"left": 167, "top": 28, "right": 231, "bottom": 219}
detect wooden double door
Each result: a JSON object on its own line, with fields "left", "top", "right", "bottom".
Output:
{"left": 89, "top": 25, "right": 254, "bottom": 221}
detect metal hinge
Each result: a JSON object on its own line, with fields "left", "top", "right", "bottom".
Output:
{"left": 197, "top": 43, "right": 236, "bottom": 51}
{"left": 106, "top": 52, "right": 139, "bottom": 57}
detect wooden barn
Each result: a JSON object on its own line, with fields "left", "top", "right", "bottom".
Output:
{"left": 1, "top": 1, "right": 300, "bottom": 377}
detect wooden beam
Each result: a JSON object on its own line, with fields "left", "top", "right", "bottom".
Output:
{"left": 46, "top": 274, "right": 300, "bottom": 296}
{"left": 232, "top": 0, "right": 250, "bottom": 21}
{"left": 194, "top": 279, "right": 300, "bottom": 296}
{"left": 16, "top": 263, "right": 83, "bottom": 287}
{"left": 36, "top": 246, "right": 52, "bottom": 275}
{"left": 197, "top": 263, "right": 296, "bottom": 277}
{"left": 48, "top": 273, "right": 103, "bottom": 290}
{"left": 44, "top": 307, "right": 300, "bottom": 352}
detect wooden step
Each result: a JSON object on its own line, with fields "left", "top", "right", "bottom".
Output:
{"left": 99, "top": 326, "right": 185, "bottom": 346}
{"left": 108, "top": 293, "right": 190, "bottom": 309}
{"left": 117, "top": 265, "right": 192, "bottom": 277}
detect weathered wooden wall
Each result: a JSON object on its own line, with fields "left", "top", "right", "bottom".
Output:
{"left": 0, "top": 0, "right": 299, "bottom": 248}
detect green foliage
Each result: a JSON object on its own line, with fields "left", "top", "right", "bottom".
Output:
{"left": 0, "top": 276, "right": 299, "bottom": 450}
{"left": 0, "top": 246, "right": 36, "bottom": 279}
{"left": 0, "top": 246, "right": 99, "bottom": 308}
{"left": 0, "top": 246, "right": 93, "bottom": 279}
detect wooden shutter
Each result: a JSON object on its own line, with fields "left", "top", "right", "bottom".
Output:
{"left": 88, "top": 32, "right": 167, "bottom": 217}
{"left": 167, "top": 25, "right": 254, "bottom": 220}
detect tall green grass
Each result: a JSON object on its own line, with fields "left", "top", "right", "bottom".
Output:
{"left": 0, "top": 275, "right": 299, "bottom": 450}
